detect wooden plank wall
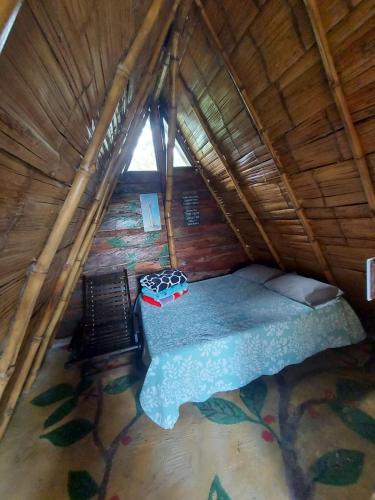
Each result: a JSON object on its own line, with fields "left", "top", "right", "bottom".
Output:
{"left": 173, "top": 167, "right": 249, "bottom": 279}
{"left": 58, "top": 169, "right": 248, "bottom": 338}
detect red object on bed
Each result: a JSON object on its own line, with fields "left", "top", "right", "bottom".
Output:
{"left": 142, "top": 289, "right": 188, "bottom": 308}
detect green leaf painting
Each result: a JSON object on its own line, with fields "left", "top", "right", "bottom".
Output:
{"left": 127, "top": 251, "right": 137, "bottom": 271}
{"left": 103, "top": 374, "right": 139, "bottom": 395}
{"left": 107, "top": 236, "right": 126, "bottom": 248}
{"left": 40, "top": 419, "right": 94, "bottom": 447}
{"left": 311, "top": 449, "right": 364, "bottom": 486}
{"left": 159, "top": 243, "right": 170, "bottom": 267}
{"left": 44, "top": 397, "right": 78, "bottom": 429}
{"left": 31, "top": 383, "right": 75, "bottom": 407}
{"left": 331, "top": 403, "right": 375, "bottom": 443}
{"left": 195, "top": 397, "right": 249, "bottom": 425}
{"left": 126, "top": 202, "right": 138, "bottom": 212}
{"left": 208, "top": 475, "right": 231, "bottom": 500}
{"left": 336, "top": 378, "right": 373, "bottom": 402}
{"left": 121, "top": 215, "right": 143, "bottom": 229}
{"left": 68, "top": 470, "right": 99, "bottom": 500}
{"left": 144, "top": 231, "right": 161, "bottom": 245}
{"left": 240, "top": 378, "right": 267, "bottom": 416}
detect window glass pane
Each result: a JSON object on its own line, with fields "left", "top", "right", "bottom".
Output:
{"left": 163, "top": 119, "right": 192, "bottom": 167}
{"left": 128, "top": 118, "right": 158, "bottom": 171}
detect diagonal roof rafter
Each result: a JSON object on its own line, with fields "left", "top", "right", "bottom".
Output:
{"left": 303, "top": 0, "right": 375, "bottom": 215}
{"left": 180, "top": 74, "right": 285, "bottom": 270}
{"left": 0, "top": 0, "right": 183, "bottom": 429}
{"left": 174, "top": 119, "right": 255, "bottom": 261}
{"left": 194, "top": 0, "right": 336, "bottom": 285}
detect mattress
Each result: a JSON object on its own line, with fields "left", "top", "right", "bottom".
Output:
{"left": 139, "top": 273, "right": 365, "bottom": 429}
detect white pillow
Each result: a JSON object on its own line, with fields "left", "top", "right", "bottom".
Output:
{"left": 265, "top": 274, "right": 343, "bottom": 308}
{"left": 234, "top": 264, "right": 284, "bottom": 284}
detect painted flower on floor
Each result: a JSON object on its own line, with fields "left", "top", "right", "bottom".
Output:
{"left": 208, "top": 475, "right": 231, "bottom": 500}
{"left": 28, "top": 340, "right": 375, "bottom": 500}
{"left": 32, "top": 372, "right": 143, "bottom": 500}
{"left": 195, "top": 356, "right": 375, "bottom": 500}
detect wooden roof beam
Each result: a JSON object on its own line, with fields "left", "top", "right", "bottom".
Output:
{"left": 0, "top": 0, "right": 22, "bottom": 53}
{"left": 165, "top": 30, "right": 180, "bottom": 268}
{"left": 175, "top": 124, "right": 255, "bottom": 261}
{"left": 0, "top": 0, "right": 182, "bottom": 401}
{"left": 0, "top": 16, "right": 171, "bottom": 437}
{"left": 180, "top": 74, "right": 284, "bottom": 270}
{"left": 194, "top": 0, "right": 335, "bottom": 284}
{"left": 22, "top": 30, "right": 170, "bottom": 401}
{"left": 304, "top": 0, "right": 375, "bottom": 215}
{"left": 150, "top": 102, "right": 167, "bottom": 193}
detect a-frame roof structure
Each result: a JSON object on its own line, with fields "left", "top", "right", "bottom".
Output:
{"left": 1, "top": 0, "right": 375, "bottom": 436}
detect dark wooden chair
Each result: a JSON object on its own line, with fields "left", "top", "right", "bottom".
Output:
{"left": 67, "top": 269, "right": 141, "bottom": 365}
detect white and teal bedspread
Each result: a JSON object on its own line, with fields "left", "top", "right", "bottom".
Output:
{"left": 139, "top": 273, "right": 365, "bottom": 429}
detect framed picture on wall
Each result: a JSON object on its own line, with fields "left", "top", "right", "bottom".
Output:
{"left": 140, "top": 193, "right": 161, "bottom": 232}
{"left": 366, "top": 257, "right": 375, "bottom": 301}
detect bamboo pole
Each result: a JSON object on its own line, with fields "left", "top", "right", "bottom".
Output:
{"left": 153, "top": 52, "right": 171, "bottom": 103}
{"left": 0, "top": 6, "right": 174, "bottom": 438}
{"left": 0, "top": 0, "right": 180, "bottom": 399}
{"left": 198, "top": 167, "right": 255, "bottom": 261}
{"left": 0, "top": 0, "right": 22, "bottom": 53}
{"left": 303, "top": 0, "right": 375, "bottom": 215}
{"left": 21, "top": 22, "right": 171, "bottom": 399}
{"left": 150, "top": 102, "right": 167, "bottom": 192}
{"left": 0, "top": 215, "right": 100, "bottom": 439}
{"left": 18, "top": 63, "right": 169, "bottom": 408}
{"left": 26, "top": 110, "right": 149, "bottom": 394}
{"left": 0, "top": 195, "right": 108, "bottom": 438}
{"left": 175, "top": 126, "right": 254, "bottom": 261}
{"left": 180, "top": 75, "right": 285, "bottom": 270}
{"left": 194, "top": 0, "right": 335, "bottom": 284}
{"left": 0, "top": 191, "right": 110, "bottom": 439}
{"left": 165, "top": 30, "right": 180, "bottom": 269}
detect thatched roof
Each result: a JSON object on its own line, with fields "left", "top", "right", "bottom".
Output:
{"left": 0, "top": 0, "right": 374, "bottom": 436}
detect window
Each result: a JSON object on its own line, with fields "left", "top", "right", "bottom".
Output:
{"left": 128, "top": 118, "right": 158, "bottom": 172}
{"left": 127, "top": 117, "right": 192, "bottom": 172}
{"left": 163, "top": 118, "right": 192, "bottom": 167}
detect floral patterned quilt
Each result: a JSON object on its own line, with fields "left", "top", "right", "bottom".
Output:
{"left": 139, "top": 273, "right": 365, "bottom": 429}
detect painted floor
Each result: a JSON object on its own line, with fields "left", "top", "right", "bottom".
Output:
{"left": 0, "top": 339, "right": 374, "bottom": 500}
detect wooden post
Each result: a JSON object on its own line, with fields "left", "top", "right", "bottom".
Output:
{"left": 150, "top": 102, "right": 167, "bottom": 192}
{"left": 176, "top": 126, "right": 254, "bottom": 261}
{"left": 304, "top": 0, "right": 375, "bottom": 215}
{"left": 0, "top": 0, "right": 22, "bottom": 53}
{"left": 165, "top": 30, "right": 180, "bottom": 269}
{"left": 0, "top": 0, "right": 181, "bottom": 400}
{"left": 180, "top": 75, "right": 285, "bottom": 270}
{"left": 153, "top": 53, "right": 171, "bottom": 103}
{"left": 194, "top": 0, "right": 335, "bottom": 284}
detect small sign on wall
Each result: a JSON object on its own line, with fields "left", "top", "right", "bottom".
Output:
{"left": 366, "top": 257, "right": 375, "bottom": 301}
{"left": 182, "top": 191, "right": 200, "bottom": 226}
{"left": 140, "top": 193, "right": 161, "bottom": 232}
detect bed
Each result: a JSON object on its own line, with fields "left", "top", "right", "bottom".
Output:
{"left": 138, "top": 272, "right": 365, "bottom": 429}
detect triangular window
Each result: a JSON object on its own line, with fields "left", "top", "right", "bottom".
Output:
{"left": 128, "top": 118, "right": 158, "bottom": 172}
{"left": 127, "top": 117, "right": 192, "bottom": 172}
{"left": 163, "top": 119, "right": 192, "bottom": 167}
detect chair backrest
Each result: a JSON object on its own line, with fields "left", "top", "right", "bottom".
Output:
{"left": 82, "top": 269, "right": 136, "bottom": 357}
